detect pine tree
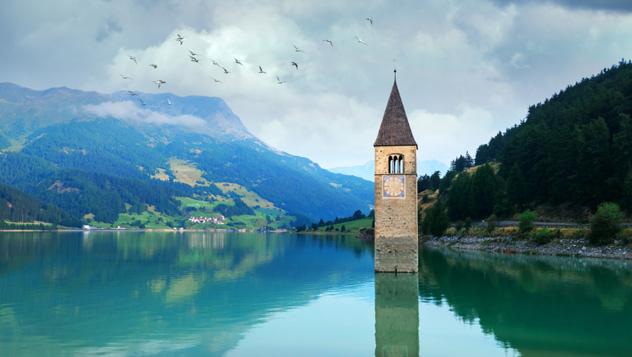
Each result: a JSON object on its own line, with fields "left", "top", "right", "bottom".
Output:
{"left": 422, "top": 201, "right": 449, "bottom": 236}
{"left": 464, "top": 151, "right": 474, "bottom": 168}
{"left": 470, "top": 164, "right": 497, "bottom": 219}
{"left": 439, "top": 170, "right": 455, "bottom": 193}
{"left": 429, "top": 171, "right": 441, "bottom": 190}
{"left": 447, "top": 172, "right": 472, "bottom": 221}
{"left": 507, "top": 164, "right": 527, "bottom": 209}
{"left": 575, "top": 117, "right": 611, "bottom": 206}
{"left": 613, "top": 113, "right": 632, "bottom": 183}
{"left": 621, "top": 170, "right": 632, "bottom": 211}
{"left": 417, "top": 175, "right": 431, "bottom": 191}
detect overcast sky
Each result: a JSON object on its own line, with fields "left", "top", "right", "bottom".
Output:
{"left": 3, "top": 0, "right": 632, "bottom": 168}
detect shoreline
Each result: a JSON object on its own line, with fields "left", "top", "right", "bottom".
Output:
{"left": 0, "top": 228, "right": 289, "bottom": 233}
{"left": 422, "top": 235, "right": 632, "bottom": 260}
{"left": 4, "top": 228, "right": 632, "bottom": 261}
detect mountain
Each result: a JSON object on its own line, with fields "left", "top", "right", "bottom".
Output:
{"left": 431, "top": 60, "right": 632, "bottom": 221}
{"left": 330, "top": 161, "right": 375, "bottom": 181}
{"left": 0, "top": 83, "right": 373, "bottom": 227}
{"left": 331, "top": 160, "right": 448, "bottom": 181}
{"left": 0, "top": 182, "right": 80, "bottom": 228}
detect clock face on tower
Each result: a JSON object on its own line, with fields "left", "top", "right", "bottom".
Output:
{"left": 382, "top": 175, "right": 405, "bottom": 198}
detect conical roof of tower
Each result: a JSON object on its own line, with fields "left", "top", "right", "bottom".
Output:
{"left": 373, "top": 78, "right": 417, "bottom": 147}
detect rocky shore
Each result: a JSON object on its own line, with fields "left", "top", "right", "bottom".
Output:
{"left": 423, "top": 235, "right": 632, "bottom": 260}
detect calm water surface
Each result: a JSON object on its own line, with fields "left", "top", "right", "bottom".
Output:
{"left": 1, "top": 232, "right": 632, "bottom": 356}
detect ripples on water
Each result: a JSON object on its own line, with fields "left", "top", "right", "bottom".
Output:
{"left": 1, "top": 231, "right": 631, "bottom": 356}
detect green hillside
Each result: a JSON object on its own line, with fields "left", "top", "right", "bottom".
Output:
{"left": 421, "top": 60, "right": 632, "bottom": 223}
{"left": 0, "top": 83, "right": 374, "bottom": 228}
{"left": 319, "top": 217, "right": 373, "bottom": 233}
{"left": 298, "top": 210, "right": 374, "bottom": 234}
{"left": 0, "top": 182, "right": 79, "bottom": 228}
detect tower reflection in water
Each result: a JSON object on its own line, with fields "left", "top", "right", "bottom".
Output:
{"left": 375, "top": 273, "right": 420, "bottom": 357}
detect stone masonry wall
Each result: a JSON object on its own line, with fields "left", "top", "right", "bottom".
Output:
{"left": 374, "top": 145, "right": 419, "bottom": 272}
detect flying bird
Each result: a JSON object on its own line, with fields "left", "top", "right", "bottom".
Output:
{"left": 212, "top": 77, "right": 222, "bottom": 83}
{"left": 323, "top": 39, "right": 333, "bottom": 47}
{"left": 190, "top": 56, "right": 200, "bottom": 63}
{"left": 128, "top": 56, "right": 137, "bottom": 64}
{"left": 120, "top": 74, "right": 132, "bottom": 80}
{"left": 153, "top": 79, "right": 166, "bottom": 88}
{"left": 293, "top": 44, "right": 303, "bottom": 53}
{"left": 366, "top": 17, "right": 374, "bottom": 25}
{"left": 291, "top": 61, "right": 298, "bottom": 70}
{"left": 167, "top": 98, "right": 172, "bottom": 105}
{"left": 189, "top": 50, "right": 199, "bottom": 57}
{"left": 211, "top": 59, "right": 220, "bottom": 67}
{"left": 276, "top": 76, "right": 285, "bottom": 84}
{"left": 222, "top": 66, "right": 230, "bottom": 74}
{"left": 149, "top": 64, "right": 158, "bottom": 69}
{"left": 139, "top": 98, "right": 146, "bottom": 106}
{"left": 258, "top": 66, "right": 266, "bottom": 74}
{"left": 234, "top": 58, "right": 243, "bottom": 65}
{"left": 355, "top": 35, "right": 368, "bottom": 46}
{"left": 127, "top": 91, "right": 138, "bottom": 96}
{"left": 176, "top": 34, "right": 184, "bottom": 45}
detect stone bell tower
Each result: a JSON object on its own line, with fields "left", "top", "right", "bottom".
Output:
{"left": 373, "top": 71, "right": 418, "bottom": 273}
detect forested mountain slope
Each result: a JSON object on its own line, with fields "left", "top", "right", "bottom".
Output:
{"left": 0, "top": 83, "right": 373, "bottom": 227}
{"left": 0, "top": 182, "right": 79, "bottom": 228}
{"left": 424, "top": 60, "right": 632, "bottom": 221}
{"left": 476, "top": 60, "right": 632, "bottom": 210}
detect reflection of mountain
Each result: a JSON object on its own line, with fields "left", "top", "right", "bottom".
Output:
{"left": 7, "top": 235, "right": 631, "bottom": 355}
{"left": 419, "top": 248, "right": 632, "bottom": 356}
{"left": 0, "top": 232, "right": 373, "bottom": 355}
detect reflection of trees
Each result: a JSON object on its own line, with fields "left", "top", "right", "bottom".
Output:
{"left": 0, "top": 232, "right": 373, "bottom": 356}
{"left": 0, "top": 232, "right": 68, "bottom": 274}
{"left": 419, "top": 248, "right": 632, "bottom": 356}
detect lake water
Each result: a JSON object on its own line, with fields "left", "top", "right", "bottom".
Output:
{"left": 1, "top": 232, "right": 631, "bottom": 356}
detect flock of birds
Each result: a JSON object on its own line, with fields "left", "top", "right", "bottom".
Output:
{"left": 121, "top": 17, "right": 376, "bottom": 106}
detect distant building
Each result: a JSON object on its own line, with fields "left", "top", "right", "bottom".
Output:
{"left": 373, "top": 72, "right": 419, "bottom": 273}
{"left": 188, "top": 215, "right": 226, "bottom": 225}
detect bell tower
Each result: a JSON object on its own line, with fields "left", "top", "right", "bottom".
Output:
{"left": 373, "top": 71, "right": 419, "bottom": 273}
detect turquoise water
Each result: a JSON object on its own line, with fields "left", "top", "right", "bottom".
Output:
{"left": 1, "top": 232, "right": 632, "bottom": 356}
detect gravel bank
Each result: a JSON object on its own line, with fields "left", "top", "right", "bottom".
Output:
{"left": 423, "top": 235, "right": 632, "bottom": 260}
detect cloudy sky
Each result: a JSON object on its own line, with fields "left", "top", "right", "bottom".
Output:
{"left": 3, "top": 0, "right": 632, "bottom": 169}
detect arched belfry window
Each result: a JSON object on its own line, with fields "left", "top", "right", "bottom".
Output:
{"left": 388, "top": 154, "right": 404, "bottom": 174}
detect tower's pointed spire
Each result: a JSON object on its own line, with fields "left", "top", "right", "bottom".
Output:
{"left": 374, "top": 74, "right": 417, "bottom": 147}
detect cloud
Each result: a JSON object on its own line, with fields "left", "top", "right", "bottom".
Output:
{"left": 83, "top": 101, "right": 207, "bottom": 129}
{"left": 96, "top": 1, "right": 526, "bottom": 168}
{"left": 494, "top": 0, "right": 632, "bottom": 13}
{"left": 255, "top": 93, "right": 379, "bottom": 168}
{"left": 4, "top": 0, "right": 632, "bottom": 168}
{"left": 408, "top": 107, "right": 499, "bottom": 165}
{"left": 96, "top": 18, "right": 122, "bottom": 42}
